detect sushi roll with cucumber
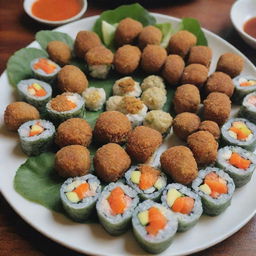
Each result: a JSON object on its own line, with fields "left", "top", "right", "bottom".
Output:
{"left": 18, "top": 119, "right": 55, "bottom": 156}
{"left": 31, "top": 57, "right": 61, "bottom": 82}
{"left": 17, "top": 79, "right": 52, "bottom": 111}
{"left": 96, "top": 182, "right": 139, "bottom": 235}
{"left": 232, "top": 76, "right": 256, "bottom": 103}
{"left": 240, "top": 92, "right": 256, "bottom": 123}
{"left": 161, "top": 183, "right": 203, "bottom": 232}
{"left": 60, "top": 174, "right": 101, "bottom": 222}
{"left": 216, "top": 146, "right": 256, "bottom": 187}
{"left": 221, "top": 118, "right": 256, "bottom": 151}
{"left": 132, "top": 200, "right": 178, "bottom": 254}
{"left": 192, "top": 167, "right": 235, "bottom": 216}
{"left": 46, "top": 92, "right": 85, "bottom": 122}
{"left": 125, "top": 165, "right": 167, "bottom": 201}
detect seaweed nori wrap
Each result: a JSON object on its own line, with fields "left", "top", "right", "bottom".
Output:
{"left": 240, "top": 92, "right": 256, "bottom": 123}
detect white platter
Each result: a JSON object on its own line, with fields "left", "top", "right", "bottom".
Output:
{"left": 0, "top": 13, "right": 256, "bottom": 256}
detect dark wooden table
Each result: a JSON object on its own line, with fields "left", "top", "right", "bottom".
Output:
{"left": 0, "top": 0, "right": 256, "bottom": 255}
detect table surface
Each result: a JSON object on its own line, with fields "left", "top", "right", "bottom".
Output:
{"left": 0, "top": 0, "right": 256, "bottom": 255}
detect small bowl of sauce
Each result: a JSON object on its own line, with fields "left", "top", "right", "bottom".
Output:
{"left": 24, "top": 0, "right": 87, "bottom": 26}
{"left": 244, "top": 17, "right": 256, "bottom": 39}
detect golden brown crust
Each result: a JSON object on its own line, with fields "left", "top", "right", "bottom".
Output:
{"left": 118, "top": 78, "right": 135, "bottom": 93}
{"left": 138, "top": 25, "right": 162, "bottom": 49}
{"left": 198, "top": 120, "right": 220, "bottom": 140}
{"left": 47, "top": 41, "right": 71, "bottom": 66}
{"left": 160, "top": 145, "right": 198, "bottom": 185}
{"left": 187, "top": 46, "right": 212, "bottom": 67}
{"left": 50, "top": 93, "right": 76, "bottom": 112}
{"left": 85, "top": 46, "right": 114, "bottom": 65}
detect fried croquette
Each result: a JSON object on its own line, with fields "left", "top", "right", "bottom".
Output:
{"left": 198, "top": 120, "right": 220, "bottom": 140}
{"left": 138, "top": 25, "right": 162, "bottom": 49}
{"left": 85, "top": 46, "right": 114, "bottom": 65}
{"left": 160, "top": 146, "right": 198, "bottom": 185}
{"left": 93, "top": 143, "right": 131, "bottom": 182}
{"left": 187, "top": 46, "right": 212, "bottom": 67}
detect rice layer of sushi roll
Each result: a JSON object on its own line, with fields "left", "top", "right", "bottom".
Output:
{"left": 18, "top": 119, "right": 55, "bottom": 156}
{"left": 17, "top": 79, "right": 52, "bottom": 111}
{"left": 192, "top": 167, "right": 235, "bottom": 216}
{"left": 132, "top": 200, "right": 178, "bottom": 254}
{"left": 125, "top": 165, "right": 167, "bottom": 201}
{"left": 96, "top": 182, "right": 139, "bottom": 235}
{"left": 221, "top": 118, "right": 256, "bottom": 151}
{"left": 240, "top": 92, "right": 256, "bottom": 123}
{"left": 216, "top": 146, "right": 256, "bottom": 187}
{"left": 31, "top": 57, "right": 61, "bottom": 82}
{"left": 46, "top": 92, "right": 85, "bottom": 122}
{"left": 60, "top": 174, "right": 101, "bottom": 222}
{"left": 161, "top": 183, "right": 203, "bottom": 232}
{"left": 232, "top": 76, "right": 256, "bottom": 103}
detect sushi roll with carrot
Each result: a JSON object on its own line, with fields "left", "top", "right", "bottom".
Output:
{"left": 96, "top": 182, "right": 139, "bottom": 235}
{"left": 192, "top": 167, "right": 235, "bottom": 216}
{"left": 125, "top": 165, "right": 167, "bottom": 201}
{"left": 216, "top": 146, "right": 256, "bottom": 187}
{"left": 161, "top": 183, "right": 203, "bottom": 232}
{"left": 17, "top": 79, "right": 52, "bottom": 111}
{"left": 31, "top": 57, "right": 61, "bottom": 82}
{"left": 221, "top": 118, "right": 256, "bottom": 151}
{"left": 132, "top": 200, "right": 178, "bottom": 254}
{"left": 240, "top": 92, "right": 256, "bottom": 123}
{"left": 18, "top": 119, "right": 55, "bottom": 156}
{"left": 60, "top": 174, "right": 101, "bottom": 222}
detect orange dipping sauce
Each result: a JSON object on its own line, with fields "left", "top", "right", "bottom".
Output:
{"left": 243, "top": 17, "right": 256, "bottom": 39}
{"left": 31, "top": 0, "right": 82, "bottom": 21}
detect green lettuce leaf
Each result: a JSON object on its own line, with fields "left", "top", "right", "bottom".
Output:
{"left": 155, "top": 23, "right": 173, "bottom": 48}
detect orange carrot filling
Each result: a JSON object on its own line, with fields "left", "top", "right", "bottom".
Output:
{"left": 139, "top": 165, "right": 160, "bottom": 190}
{"left": 229, "top": 152, "right": 251, "bottom": 170}
{"left": 33, "top": 58, "right": 57, "bottom": 74}
{"left": 240, "top": 80, "right": 256, "bottom": 87}
{"left": 29, "top": 122, "right": 44, "bottom": 137}
{"left": 228, "top": 122, "right": 252, "bottom": 141}
{"left": 73, "top": 183, "right": 90, "bottom": 200}
{"left": 172, "top": 197, "right": 194, "bottom": 214}
{"left": 108, "top": 187, "right": 127, "bottom": 215}
{"left": 28, "top": 83, "right": 47, "bottom": 97}
{"left": 146, "top": 207, "right": 167, "bottom": 236}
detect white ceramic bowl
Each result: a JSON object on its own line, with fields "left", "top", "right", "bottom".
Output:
{"left": 23, "top": 0, "right": 88, "bottom": 26}
{"left": 231, "top": 0, "right": 256, "bottom": 49}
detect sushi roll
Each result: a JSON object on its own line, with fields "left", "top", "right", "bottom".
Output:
{"left": 132, "top": 200, "right": 178, "bottom": 254}
{"left": 216, "top": 146, "right": 256, "bottom": 187}
{"left": 46, "top": 92, "right": 85, "bottom": 122}
{"left": 240, "top": 92, "right": 256, "bottom": 123}
{"left": 161, "top": 183, "right": 203, "bottom": 232}
{"left": 96, "top": 182, "right": 139, "bottom": 235}
{"left": 221, "top": 118, "right": 256, "bottom": 151}
{"left": 82, "top": 87, "right": 106, "bottom": 111}
{"left": 60, "top": 174, "right": 101, "bottom": 222}
{"left": 232, "top": 76, "right": 256, "bottom": 103}
{"left": 192, "top": 167, "right": 235, "bottom": 216}
{"left": 18, "top": 119, "right": 55, "bottom": 156}
{"left": 17, "top": 79, "right": 52, "bottom": 111}
{"left": 31, "top": 57, "right": 61, "bottom": 82}
{"left": 125, "top": 165, "right": 167, "bottom": 201}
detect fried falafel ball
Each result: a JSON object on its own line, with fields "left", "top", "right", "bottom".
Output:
{"left": 216, "top": 53, "right": 244, "bottom": 78}
{"left": 168, "top": 30, "right": 197, "bottom": 58}
{"left": 126, "top": 126, "right": 163, "bottom": 163}
{"left": 46, "top": 41, "right": 72, "bottom": 66}
{"left": 85, "top": 46, "right": 114, "bottom": 79}
{"left": 138, "top": 25, "right": 162, "bottom": 49}
{"left": 4, "top": 102, "right": 40, "bottom": 131}
{"left": 55, "top": 145, "right": 90, "bottom": 178}
{"left": 93, "top": 143, "right": 131, "bottom": 182}
{"left": 93, "top": 111, "right": 132, "bottom": 144}
{"left": 187, "top": 46, "right": 212, "bottom": 67}
{"left": 106, "top": 96, "right": 123, "bottom": 111}
{"left": 203, "top": 92, "right": 231, "bottom": 126}
{"left": 160, "top": 146, "right": 198, "bottom": 185}
{"left": 173, "top": 84, "right": 201, "bottom": 114}
{"left": 141, "top": 75, "right": 166, "bottom": 91}
{"left": 162, "top": 55, "right": 185, "bottom": 86}
{"left": 141, "top": 87, "right": 167, "bottom": 110}
{"left": 187, "top": 131, "right": 218, "bottom": 166}
{"left": 205, "top": 72, "right": 234, "bottom": 97}
{"left": 114, "top": 45, "right": 141, "bottom": 75}
{"left": 114, "top": 18, "right": 143, "bottom": 46}
{"left": 57, "top": 65, "right": 88, "bottom": 94}
{"left": 74, "top": 30, "right": 102, "bottom": 58}
{"left": 173, "top": 112, "right": 201, "bottom": 141}
{"left": 141, "top": 45, "right": 167, "bottom": 73}
{"left": 181, "top": 64, "right": 208, "bottom": 88}
{"left": 198, "top": 120, "right": 220, "bottom": 140}
{"left": 55, "top": 118, "right": 92, "bottom": 148}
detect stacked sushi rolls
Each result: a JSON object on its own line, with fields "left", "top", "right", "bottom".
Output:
{"left": 240, "top": 92, "right": 256, "bottom": 123}
{"left": 161, "top": 183, "right": 203, "bottom": 232}
{"left": 60, "top": 174, "right": 101, "bottom": 222}
{"left": 132, "top": 200, "right": 178, "bottom": 254}
{"left": 96, "top": 182, "right": 139, "bottom": 235}
{"left": 125, "top": 165, "right": 167, "bottom": 201}
{"left": 17, "top": 79, "right": 52, "bottom": 111}
{"left": 18, "top": 119, "right": 55, "bottom": 156}
{"left": 192, "top": 167, "right": 235, "bottom": 216}
{"left": 216, "top": 146, "right": 256, "bottom": 187}
{"left": 221, "top": 118, "right": 256, "bottom": 151}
